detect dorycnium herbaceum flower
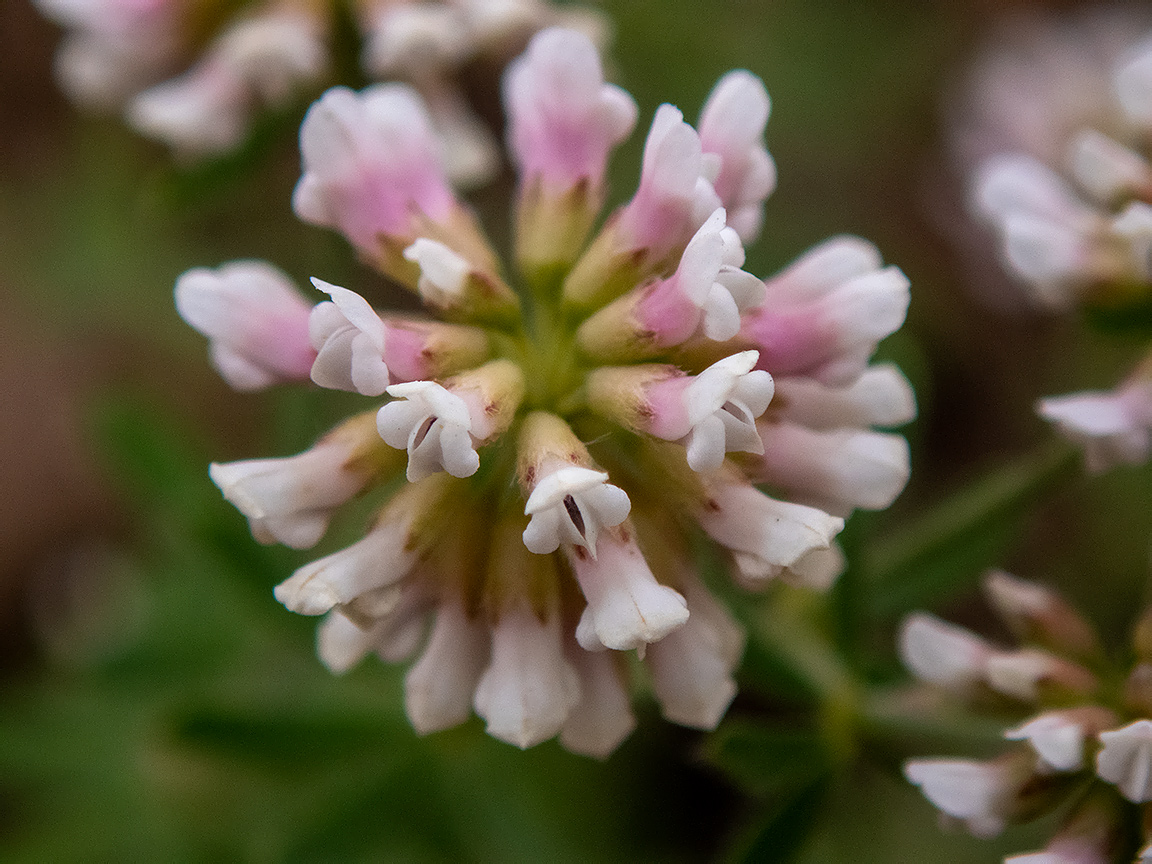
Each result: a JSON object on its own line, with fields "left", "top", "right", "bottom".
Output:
{"left": 949, "top": 8, "right": 1152, "bottom": 470}
{"left": 180, "top": 26, "right": 914, "bottom": 755}
{"left": 33, "top": 0, "right": 607, "bottom": 182}
{"left": 901, "top": 570, "right": 1152, "bottom": 859}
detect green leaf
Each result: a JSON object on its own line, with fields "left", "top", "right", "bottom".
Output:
{"left": 725, "top": 775, "right": 830, "bottom": 864}
{"left": 865, "top": 441, "right": 1077, "bottom": 618}
{"left": 704, "top": 720, "right": 830, "bottom": 798}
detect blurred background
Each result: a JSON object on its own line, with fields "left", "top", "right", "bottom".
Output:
{"left": 2, "top": 0, "right": 1151, "bottom": 860}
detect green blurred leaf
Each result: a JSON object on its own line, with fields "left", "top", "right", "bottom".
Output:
{"left": 866, "top": 442, "right": 1077, "bottom": 618}
{"left": 726, "top": 775, "right": 830, "bottom": 864}
{"left": 704, "top": 720, "right": 830, "bottom": 798}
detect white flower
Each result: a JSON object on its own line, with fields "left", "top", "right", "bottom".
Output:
{"left": 645, "top": 572, "right": 744, "bottom": 729}
{"left": 473, "top": 604, "right": 581, "bottom": 749}
{"left": 1116, "top": 38, "right": 1152, "bottom": 127}
{"left": 1096, "top": 719, "right": 1152, "bottom": 803}
{"left": 128, "top": 62, "right": 248, "bottom": 154}
{"left": 1005, "top": 708, "right": 1116, "bottom": 773}
{"left": 674, "top": 209, "right": 765, "bottom": 342}
{"left": 696, "top": 481, "right": 843, "bottom": 583}
{"left": 522, "top": 466, "right": 630, "bottom": 556}
{"left": 1113, "top": 201, "right": 1152, "bottom": 281}
{"left": 403, "top": 238, "right": 471, "bottom": 306}
{"left": 377, "top": 381, "right": 480, "bottom": 481}
{"left": 904, "top": 759, "right": 1013, "bottom": 838}
{"left": 898, "top": 612, "right": 992, "bottom": 692}
{"left": 751, "top": 423, "right": 911, "bottom": 513}
{"left": 361, "top": 2, "right": 470, "bottom": 79}
{"left": 769, "top": 364, "right": 917, "bottom": 430}
{"left": 1037, "top": 379, "right": 1152, "bottom": 472}
{"left": 273, "top": 515, "right": 422, "bottom": 615}
{"left": 1067, "top": 129, "right": 1151, "bottom": 203}
{"left": 405, "top": 600, "right": 490, "bottom": 735}
{"left": 984, "top": 648, "right": 1095, "bottom": 703}
{"left": 566, "top": 530, "right": 688, "bottom": 652}
{"left": 308, "top": 278, "right": 391, "bottom": 396}
{"left": 559, "top": 648, "right": 635, "bottom": 759}
{"left": 209, "top": 436, "right": 370, "bottom": 549}
{"left": 679, "top": 351, "right": 774, "bottom": 472}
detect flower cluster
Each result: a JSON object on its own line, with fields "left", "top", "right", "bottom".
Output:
{"left": 33, "top": 0, "right": 604, "bottom": 181}
{"left": 952, "top": 9, "right": 1152, "bottom": 471}
{"left": 180, "top": 27, "right": 913, "bottom": 755}
{"left": 902, "top": 571, "right": 1152, "bottom": 862}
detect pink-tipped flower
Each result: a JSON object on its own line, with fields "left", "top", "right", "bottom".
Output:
{"left": 576, "top": 209, "right": 765, "bottom": 359}
{"left": 1116, "top": 38, "right": 1152, "bottom": 128}
{"left": 562, "top": 103, "right": 721, "bottom": 309}
{"left": 748, "top": 422, "right": 911, "bottom": 514}
{"left": 176, "top": 260, "right": 316, "bottom": 391}
{"left": 293, "top": 84, "right": 458, "bottom": 257}
{"left": 33, "top": 0, "right": 180, "bottom": 108}
{"left": 739, "top": 236, "right": 910, "bottom": 385}
{"left": 504, "top": 27, "right": 637, "bottom": 273}
{"left": 587, "top": 352, "right": 774, "bottom": 473}
{"left": 698, "top": 70, "right": 775, "bottom": 243}
{"left": 1037, "top": 374, "right": 1152, "bottom": 472}
{"left": 565, "top": 528, "right": 688, "bottom": 652}
{"left": 616, "top": 103, "right": 720, "bottom": 257}
{"left": 504, "top": 27, "right": 636, "bottom": 196}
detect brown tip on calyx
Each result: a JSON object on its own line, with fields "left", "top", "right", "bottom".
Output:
{"left": 572, "top": 545, "right": 590, "bottom": 561}
{"left": 704, "top": 497, "right": 722, "bottom": 513}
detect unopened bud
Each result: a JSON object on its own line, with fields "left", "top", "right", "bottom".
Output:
{"left": 983, "top": 570, "right": 1102, "bottom": 663}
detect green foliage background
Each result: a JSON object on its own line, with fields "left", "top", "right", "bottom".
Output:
{"left": 1, "top": 0, "right": 1150, "bottom": 860}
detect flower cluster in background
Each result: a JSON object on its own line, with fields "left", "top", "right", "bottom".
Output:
{"left": 951, "top": 7, "right": 1152, "bottom": 472}
{"left": 179, "top": 26, "right": 912, "bottom": 754}
{"left": 902, "top": 571, "right": 1152, "bottom": 863}
{"left": 31, "top": 0, "right": 606, "bottom": 183}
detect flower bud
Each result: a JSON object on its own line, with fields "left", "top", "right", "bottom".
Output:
{"left": 697, "top": 70, "right": 775, "bottom": 243}
{"left": 175, "top": 260, "right": 315, "bottom": 391}
{"left": 983, "top": 570, "right": 1103, "bottom": 663}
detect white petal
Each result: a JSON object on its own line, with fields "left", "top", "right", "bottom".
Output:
{"left": 1097, "top": 720, "right": 1152, "bottom": 803}
{"left": 404, "top": 602, "right": 488, "bottom": 735}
